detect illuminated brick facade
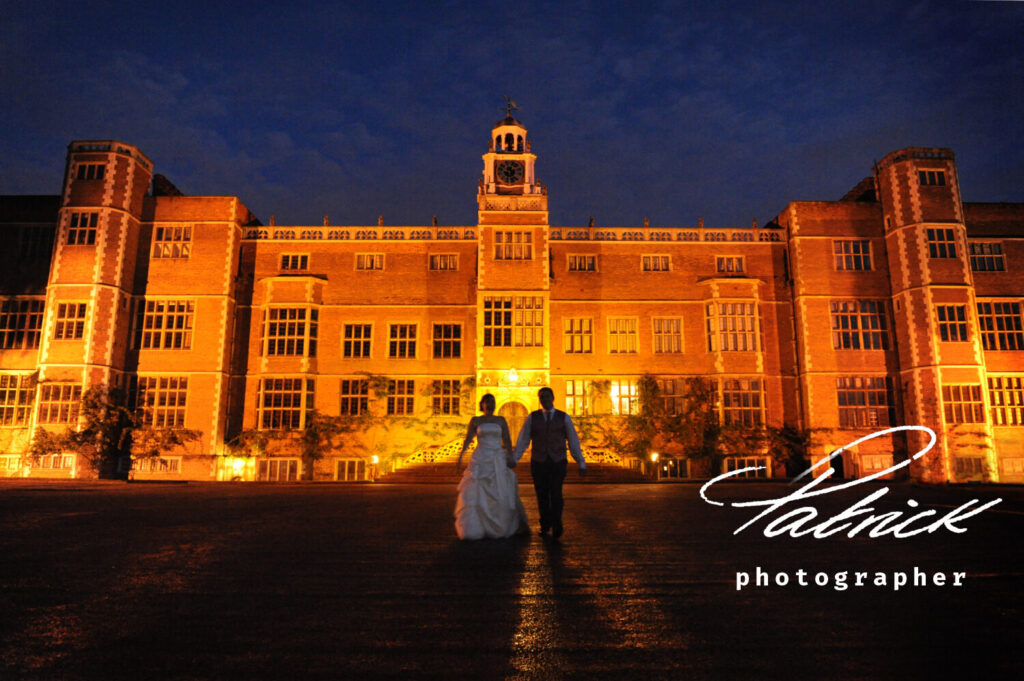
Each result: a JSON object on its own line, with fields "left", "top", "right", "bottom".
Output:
{"left": 1, "top": 118, "right": 1022, "bottom": 482}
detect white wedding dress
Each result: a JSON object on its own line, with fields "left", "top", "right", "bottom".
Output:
{"left": 454, "top": 422, "right": 528, "bottom": 540}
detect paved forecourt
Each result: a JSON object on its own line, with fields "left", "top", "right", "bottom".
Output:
{"left": 0, "top": 479, "right": 1021, "bottom": 680}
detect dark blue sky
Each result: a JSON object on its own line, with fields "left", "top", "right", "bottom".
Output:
{"left": 2, "top": 0, "right": 1022, "bottom": 228}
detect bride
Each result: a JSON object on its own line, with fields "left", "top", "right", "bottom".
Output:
{"left": 454, "top": 393, "right": 529, "bottom": 540}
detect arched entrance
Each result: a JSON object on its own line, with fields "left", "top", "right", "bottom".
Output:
{"left": 498, "top": 402, "right": 529, "bottom": 442}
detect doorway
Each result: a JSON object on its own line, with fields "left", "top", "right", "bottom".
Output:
{"left": 498, "top": 401, "right": 529, "bottom": 441}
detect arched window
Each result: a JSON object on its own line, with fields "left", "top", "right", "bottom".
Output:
{"left": 517, "top": 135, "right": 524, "bottom": 151}
{"left": 505, "top": 132, "right": 514, "bottom": 149}
{"left": 495, "top": 135, "right": 501, "bottom": 151}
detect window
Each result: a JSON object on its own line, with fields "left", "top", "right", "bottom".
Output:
{"left": 67, "top": 212, "right": 98, "bottom": 245}
{"left": 432, "top": 324, "right": 462, "bottom": 359}
{"left": 75, "top": 163, "right": 105, "bottom": 181}
{"left": 152, "top": 225, "right": 192, "bottom": 259}
{"left": 918, "top": 169, "right": 946, "bottom": 186}
{"left": 834, "top": 240, "right": 872, "bottom": 271}
{"left": 258, "top": 458, "right": 300, "bottom": 481}
{"left": 132, "top": 376, "right": 188, "bottom": 428}
{"left": 258, "top": 377, "right": 314, "bottom": 429}
{"left": 54, "top": 303, "right": 87, "bottom": 340}
{"left": 721, "top": 378, "right": 763, "bottom": 427}
{"left": 564, "top": 379, "right": 591, "bottom": 416}
{"left": 969, "top": 242, "right": 1005, "bottom": 272}
{"left": 610, "top": 379, "right": 638, "bottom": 415}
{"left": 484, "top": 296, "right": 542, "bottom": 347}
{"left": 936, "top": 305, "right": 969, "bottom": 342}
{"left": 134, "top": 300, "right": 194, "bottom": 349}
{"left": 927, "top": 228, "right": 957, "bottom": 258}
{"left": 653, "top": 318, "right": 682, "bottom": 353}
{"left": 0, "top": 374, "right": 34, "bottom": 425}
{"left": 657, "top": 377, "right": 685, "bottom": 416}
{"left": 33, "top": 454, "right": 75, "bottom": 470}
{"left": 567, "top": 255, "right": 597, "bottom": 272}
{"left": 0, "top": 299, "right": 44, "bottom": 349}
{"left": 343, "top": 324, "right": 372, "bottom": 358}
{"left": 954, "top": 457, "right": 984, "bottom": 478}
{"left": 38, "top": 383, "right": 82, "bottom": 424}
{"left": 977, "top": 302, "right": 1023, "bottom": 351}
{"left": 387, "top": 379, "right": 415, "bottom": 415}
{"left": 494, "top": 231, "right": 532, "bottom": 260}
{"left": 988, "top": 376, "right": 1024, "bottom": 426}
{"left": 726, "top": 457, "right": 769, "bottom": 478}
{"left": 642, "top": 255, "right": 670, "bottom": 272}
{"left": 336, "top": 458, "right": 367, "bottom": 481}
{"left": 830, "top": 300, "right": 889, "bottom": 350}
{"left": 280, "top": 254, "right": 308, "bottom": 270}
{"left": 429, "top": 254, "right": 458, "bottom": 271}
{"left": 563, "top": 318, "right": 593, "bottom": 354}
{"left": 707, "top": 302, "right": 760, "bottom": 352}
{"left": 355, "top": 253, "right": 384, "bottom": 270}
{"left": 431, "top": 379, "right": 460, "bottom": 416}
{"left": 716, "top": 256, "right": 744, "bottom": 274}
{"left": 132, "top": 457, "right": 181, "bottom": 473}
{"left": 339, "top": 379, "right": 369, "bottom": 416}
{"left": 608, "top": 318, "right": 638, "bottom": 354}
{"left": 388, "top": 324, "right": 417, "bottom": 358}
{"left": 942, "top": 384, "right": 984, "bottom": 424}
{"left": 836, "top": 376, "right": 892, "bottom": 428}
{"left": 264, "top": 308, "right": 318, "bottom": 357}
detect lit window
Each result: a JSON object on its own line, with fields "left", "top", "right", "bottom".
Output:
{"left": 918, "top": 169, "right": 946, "bottom": 186}
{"left": 54, "top": 303, "right": 87, "bottom": 340}
{"left": 264, "top": 308, "right": 318, "bottom": 357}
{"left": 32, "top": 454, "right": 75, "bottom": 469}
{"left": 834, "top": 240, "right": 872, "bottom": 271}
{"left": 258, "top": 458, "right": 300, "bottom": 481}
{"left": 954, "top": 457, "right": 984, "bottom": 477}
{"left": 132, "top": 376, "right": 188, "bottom": 428}
{"left": 563, "top": 318, "right": 593, "bottom": 354}
{"left": 340, "top": 379, "right": 369, "bottom": 415}
{"left": 388, "top": 324, "right": 417, "bottom": 358}
{"left": 514, "top": 297, "right": 544, "bottom": 347}
{"left": 484, "top": 296, "right": 542, "bottom": 347}
{"left": 969, "top": 242, "right": 1005, "bottom": 272}
{"left": 38, "top": 383, "right": 82, "bottom": 424}
{"left": 494, "top": 231, "right": 532, "bottom": 260}
{"left": 610, "top": 379, "right": 638, "bottom": 415}
{"left": 0, "top": 374, "right": 34, "bottom": 425}
{"left": 355, "top": 253, "right": 384, "bottom": 270}
{"left": 707, "top": 302, "right": 760, "bottom": 352}
{"left": 67, "top": 212, "right": 98, "bottom": 245}
{"left": 429, "top": 254, "right": 458, "bottom": 271}
{"left": 75, "top": 163, "right": 106, "bottom": 181}
{"left": 608, "top": 318, "right": 638, "bottom": 354}
{"left": 153, "top": 225, "right": 192, "bottom": 259}
{"left": 942, "top": 384, "right": 984, "bottom": 424}
{"left": 343, "top": 324, "right": 372, "bottom": 358}
{"left": 564, "top": 379, "right": 591, "bottom": 416}
{"left": 335, "top": 458, "right": 367, "bottom": 481}
{"left": 567, "top": 254, "right": 597, "bottom": 272}
{"left": 977, "top": 302, "right": 1023, "bottom": 351}
{"left": 132, "top": 457, "right": 181, "bottom": 473}
{"left": 642, "top": 255, "right": 670, "bottom": 272}
{"left": 836, "top": 376, "right": 892, "bottom": 428}
{"left": 927, "top": 228, "right": 957, "bottom": 258}
{"left": 431, "top": 379, "right": 460, "bottom": 416}
{"left": 258, "top": 377, "right": 314, "bottom": 429}
{"left": 830, "top": 300, "right": 889, "bottom": 350}
{"left": 725, "top": 457, "right": 768, "bottom": 478}
{"left": 716, "top": 256, "right": 744, "bottom": 274}
{"left": 936, "top": 305, "right": 969, "bottom": 342}
{"left": 280, "top": 254, "right": 309, "bottom": 270}
{"left": 0, "top": 299, "right": 44, "bottom": 350}
{"left": 387, "top": 379, "right": 415, "bottom": 415}
{"left": 653, "top": 318, "right": 682, "bottom": 353}
{"left": 721, "top": 377, "right": 763, "bottom": 427}
{"left": 134, "top": 300, "right": 194, "bottom": 349}
{"left": 432, "top": 324, "right": 461, "bottom": 359}
{"left": 988, "top": 376, "right": 1024, "bottom": 426}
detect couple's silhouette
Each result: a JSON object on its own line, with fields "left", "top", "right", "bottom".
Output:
{"left": 455, "top": 387, "right": 586, "bottom": 540}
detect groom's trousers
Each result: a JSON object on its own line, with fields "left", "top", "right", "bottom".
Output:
{"left": 530, "top": 459, "right": 568, "bottom": 530}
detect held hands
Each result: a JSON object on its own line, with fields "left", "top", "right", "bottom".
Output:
{"left": 579, "top": 466, "right": 587, "bottom": 478}
{"left": 505, "top": 452, "right": 517, "bottom": 469}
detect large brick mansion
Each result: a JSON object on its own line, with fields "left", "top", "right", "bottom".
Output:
{"left": 1, "top": 114, "right": 1022, "bottom": 482}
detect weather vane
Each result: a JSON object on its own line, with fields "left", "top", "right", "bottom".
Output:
{"left": 503, "top": 95, "right": 518, "bottom": 117}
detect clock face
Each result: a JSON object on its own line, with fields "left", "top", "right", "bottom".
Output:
{"left": 496, "top": 160, "right": 525, "bottom": 184}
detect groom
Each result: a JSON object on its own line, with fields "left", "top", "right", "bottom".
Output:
{"left": 510, "top": 387, "right": 586, "bottom": 538}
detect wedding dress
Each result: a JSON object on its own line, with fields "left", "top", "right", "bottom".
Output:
{"left": 454, "top": 422, "right": 528, "bottom": 540}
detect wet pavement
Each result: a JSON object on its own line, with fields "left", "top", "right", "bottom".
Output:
{"left": 0, "top": 479, "right": 1021, "bottom": 680}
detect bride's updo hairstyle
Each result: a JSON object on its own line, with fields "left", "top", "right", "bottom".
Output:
{"left": 479, "top": 393, "right": 496, "bottom": 414}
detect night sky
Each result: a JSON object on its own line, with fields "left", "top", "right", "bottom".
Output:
{"left": 2, "top": 0, "right": 1022, "bottom": 228}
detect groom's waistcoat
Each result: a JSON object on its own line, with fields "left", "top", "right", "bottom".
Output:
{"left": 529, "top": 409, "right": 568, "bottom": 463}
